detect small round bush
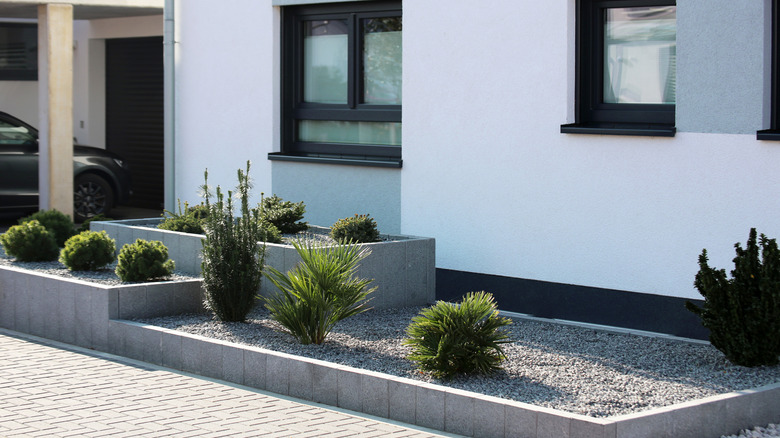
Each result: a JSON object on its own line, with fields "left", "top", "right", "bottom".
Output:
{"left": 19, "top": 209, "right": 75, "bottom": 247}
{"left": 59, "top": 231, "right": 116, "bottom": 271}
{"left": 330, "top": 214, "right": 380, "bottom": 243}
{"left": 259, "top": 219, "right": 282, "bottom": 244}
{"left": 115, "top": 239, "right": 175, "bottom": 282}
{"left": 404, "top": 291, "right": 512, "bottom": 379}
{"left": 158, "top": 202, "right": 207, "bottom": 234}
{"left": 261, "top": 194, "right": 308, "bottom": 234}
{"left": 0, "top": 220, "right": 59, "bottom": 262}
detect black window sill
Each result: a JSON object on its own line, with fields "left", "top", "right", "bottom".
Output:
{"left": 561, "top": 123, "right": 676, "bottom": 137}
{"left": 268, "top": 152, "right": 402, "bottom": 168}
{"left": 757, "top": 129, "right": 780, "bottom": 141}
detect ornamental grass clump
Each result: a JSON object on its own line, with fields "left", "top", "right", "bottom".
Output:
{"left": 115, "top": 239, "right": 175, "bottom": 282}
{"left": 330, "top": 214, "right": 380, "bottom": 243}
{"left": 405, "top": 291, "right": 512, "bottom": 379}
{"left": 0, "top": 220, "right": 59, "bottom": 262}
{"left": 688, "top": 228, "right": 780, "bottom": 367}
{"left": 59, "top": 230, "right": 116, "bottom": 271}
{"left": 263, "top": 241, "right": 375, "bottom": 345}
{"left": 200, "top": 161, "right": 267, "bottom": 322}
{"left": 19, "top": 209, "right": 75, "bottom": 247}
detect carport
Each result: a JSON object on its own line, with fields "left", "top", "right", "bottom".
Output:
{"left": 0, "top": 0, "right": 163, "bottom": 218}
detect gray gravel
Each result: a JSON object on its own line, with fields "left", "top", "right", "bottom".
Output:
{"left": 137, "top": 305, "right": 780, "bottom": 421}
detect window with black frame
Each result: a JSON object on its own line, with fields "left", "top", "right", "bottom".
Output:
{"left": 0, "top": 23, "right": 37, "bottom": 81}
{"left": 758, "top": 0, "right": 780, "bottom": 140}
{"left": 271, "top": 1, "right": 402, "bottom": 167}
{"left": 561, "top": 0, "right": 676, "bottom": 136}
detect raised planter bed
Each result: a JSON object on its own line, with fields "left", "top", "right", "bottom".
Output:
{"left": 91, "top": 218, "right": 436, "bottom": 309}
{"left": 0, "top": 264, "right": 204, "bottom": 351}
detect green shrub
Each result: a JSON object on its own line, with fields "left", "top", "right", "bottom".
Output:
{"left": 77, "top": 214, "right": 113, "bottom": 233}
{"left": 201, "top": 162, "right": 267, "bottom": 322}
{"left": 59, "top": 231, "right": 116, "bottom": 271}
{"left": 158, "top": 201, "right": 207, "bottom": 234}
{"left": 19, "top": 209, "right": 75, "bottom": 247}
{"left": 259, "top": 218, "right": 283, "bottom": 244}
{"left": 0, "top": 220, "right": 59, "bottom": 262}
{"left": 115, "top": 239, "right": 175, "bottom": 282}
{"left": 261, "top": 194, "right": 308, "bottom": 234}
{"left": 263, "top": 241, "right": 375, "bottom": 344}
{"left": 687, "top": 228, "right": 780, "bottom": 366}
{"left": 330, "top": 214, "right": 380, "bottom": 243}
{"left": 404, "top": 291, "right": 512, "bottom": 379}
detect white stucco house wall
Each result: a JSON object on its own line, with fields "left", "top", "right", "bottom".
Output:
{"left": 167, "top": 0, "right": 780, "bottom": 339}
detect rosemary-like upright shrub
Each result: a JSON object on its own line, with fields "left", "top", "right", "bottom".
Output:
{"left": 688, "top": 228, "right": 780, "bottom": 366}
{"left": 263, "top": 241, "right": 375, "bottom": 344}
{"left": 201, "top": 161, "right": 267, "bottom": 322}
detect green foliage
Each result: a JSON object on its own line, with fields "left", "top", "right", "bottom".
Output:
{"left": 0, "top": 220, "right": 59, "bottom": 262}
{"left": 77, "top": 214, "right": 113, "bottom": 233}
{"left": 263, "top": 240, "right": 375, "bottom": 344}
{"left": 404, "top": 291, "right": 512, "bottom": 379}
{"left": 19, "top": 209, "right": 75, "bottom": 247}
{"left": 330, "top": 214, "right": 380, "bottom": 243}
{"left": 158, "top": 200, "right": 207, "bottom": 234}
{"left": 261, "top": 194, "right": 308, "bottom": 234}
{"left": 115, "top": 239, "right": 175, "bottom": 282}
{"left": 201, "top": 162, "right": 267, "bottom": 322}
{"left": 59, "top": 230, "right": 116, "bottom": 271}
{"left": 688, "top": 228, "right": 780, "bottom": 366}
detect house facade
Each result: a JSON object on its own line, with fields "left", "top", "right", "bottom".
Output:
{"left": 169, "top": 0, "right": 778, "bottom": 338}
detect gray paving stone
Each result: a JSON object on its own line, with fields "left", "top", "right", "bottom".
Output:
{"left": 473, "top": 396, "right": 505, "bottom": 438}
{"left": 505, "top": 404, "right": 537, "bottom": 438}
{"left": 362, "top": 373, "right": 389, "bottom": 418}
{"left": 445, "top": 391, "right": 474, "bottom": 436}
{"left": 417, "top": 384, "right": 446, "bottom": 431}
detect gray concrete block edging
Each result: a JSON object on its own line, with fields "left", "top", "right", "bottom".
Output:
{"left": 111, "top": 319, "right": 780, "bottom": 438}
{"left": 92, "top": 218, "right": 436, "bottom": 309}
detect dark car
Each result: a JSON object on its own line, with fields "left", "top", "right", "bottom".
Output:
{"left": 0, "top": 111, "right": 132, "bottom": 222}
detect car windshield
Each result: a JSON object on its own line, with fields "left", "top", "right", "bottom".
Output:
{"left": 0, "top": 119, "right": 35, "bottom": 145}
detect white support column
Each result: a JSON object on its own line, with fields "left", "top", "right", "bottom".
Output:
{"left": 38, "top": 3, "right": 74, "bottom": 218}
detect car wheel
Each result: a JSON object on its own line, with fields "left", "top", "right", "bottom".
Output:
{"left": 74, "top": 174, "right": 114, "bottom": 222}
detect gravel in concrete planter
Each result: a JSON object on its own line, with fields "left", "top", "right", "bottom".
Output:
{"left": 92, "top": 218, "right": 436, "bottom": 308}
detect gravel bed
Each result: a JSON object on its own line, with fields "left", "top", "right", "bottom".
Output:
{"left": 0, "top": 250, "right": 197, "bottom": 285}
{"left": 138, "top": 306, "right": 780, "bottom": 419}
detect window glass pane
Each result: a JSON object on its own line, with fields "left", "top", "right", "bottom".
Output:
{"left": 0, "top": 119, "right": 34, "bottom": 145}
{"left": 604, "top": 7, "right": 676, "bottom": 104}
{"left": 363, "top": 17, "right": 402, "bottom": 105}
{"left": 0, "top": 25, "right": 37, "bottom": 72}
{"left": 299, "top": 120, "right": 401, "bottom": 146}
{"left": 304, "top": 20, "right": 348, "bottom": 104}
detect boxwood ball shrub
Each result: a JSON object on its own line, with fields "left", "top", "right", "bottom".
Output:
{"left": 59, "top": 230, "right": 116, "bottom": 271}
{"left": 330, "top": 214, "right": 380, "bottom": 243}
{"left": 404, "top": 291, "right": 512, "bottom": 379}
{"left": 115, "top": 239, "right": 175, "bottom": 282}
{"left": 688, "top": 228, "right": 780, "bottom": 366}
{"left": 19, "top": 209, "right": 75, "bottom": 247}
{"left": 0, "top": 220, "right": 59, "bottom": 262}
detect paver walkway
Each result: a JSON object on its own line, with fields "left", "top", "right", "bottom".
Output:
{"left": 0, "top": 329, "right": 459, "bottom": 437}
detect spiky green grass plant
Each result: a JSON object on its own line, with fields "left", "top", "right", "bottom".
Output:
{"left": 404, "top": 291, "right": 512, "bottom": 379}
{"left": 263, "top": 241, "right": 375, "bottom": 344}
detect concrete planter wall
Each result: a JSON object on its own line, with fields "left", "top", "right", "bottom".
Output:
{"left": 92, "top": 218, "right": 436, "bottom": 309}
{"left": 0, "top": 265, "right": 204, "bottom": 351}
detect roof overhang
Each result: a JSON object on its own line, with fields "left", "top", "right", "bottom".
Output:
{"left": 0, "top": 0, "right": 163, "bottom": 20}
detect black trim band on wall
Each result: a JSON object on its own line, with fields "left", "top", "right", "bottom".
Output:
{"left": 436, "top": 268, "right": 709, "bottom": 340}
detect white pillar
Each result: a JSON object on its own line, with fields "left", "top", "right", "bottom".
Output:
{"left": 38, "top": 4, "right": 74, "bottom": 218}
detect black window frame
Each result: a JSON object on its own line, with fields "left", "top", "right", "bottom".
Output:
{"left": 0, "top": 22, "right": 37, "bottom": 81}
{"left": 271, "top": 1, "right": 402, "bottom": 168}
{"left": 758, "top": 0, "right": 780, "bottom": 140}
{"left": 561, "top": 0, "right": 677, "bottom": 137}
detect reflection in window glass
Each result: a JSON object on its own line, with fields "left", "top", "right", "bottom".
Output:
{"left": 304, "top": 20, "right": 348, "bottom": 104}
{"left": 0, "top": 120, "right": 34, "bottom": 145}
{"left": 363, "top": 17, "right": 402, "bottom": 105}
{"left": 299, "top": 120, "right": 401, "bottom": 146}
{"left": 604, "top": 6, "right": 676, "bottom": 104}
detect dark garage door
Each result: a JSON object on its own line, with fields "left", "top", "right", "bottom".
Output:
{"left": 106, "top": 36, "right": 163, "bottom": 209}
